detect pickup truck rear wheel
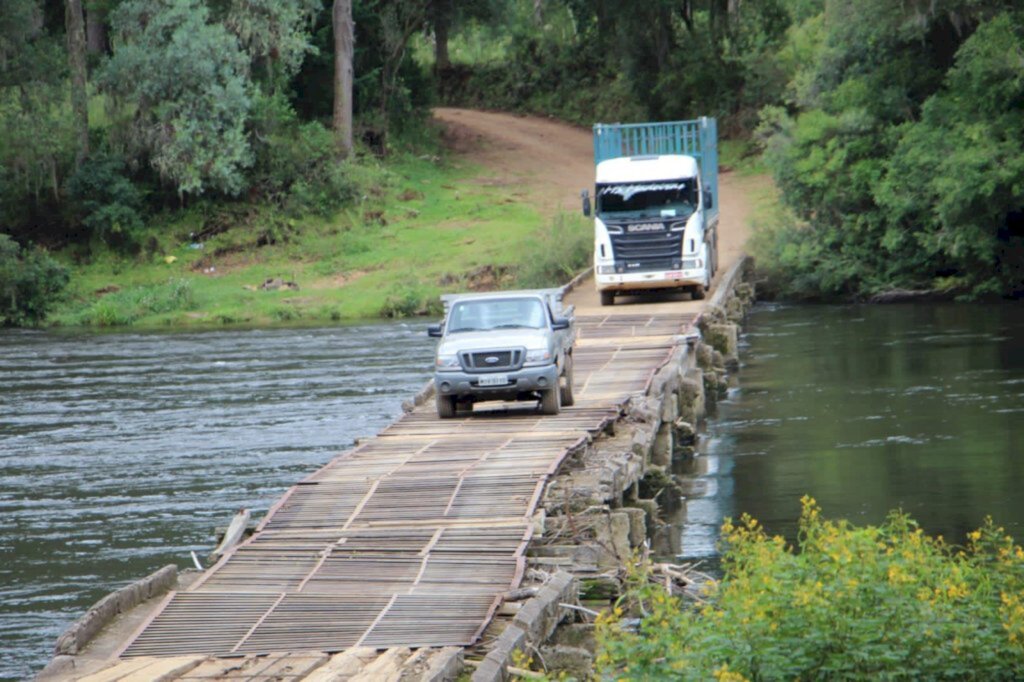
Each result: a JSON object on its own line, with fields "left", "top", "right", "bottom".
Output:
{"left": 436, "top": 393, "right": 456, "bottom": 419}
{"left": 600, "top": 291, "right": 615, "bottom": 307}
{"left": 540, "top": 385, "right": 561, "bottom": 415}
{"left": 560, "top": 360, "right": 575, "bottom": 407}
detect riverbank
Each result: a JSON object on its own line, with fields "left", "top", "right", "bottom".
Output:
{"left": 48, "top": 157, "right": 576, "bottom": 328}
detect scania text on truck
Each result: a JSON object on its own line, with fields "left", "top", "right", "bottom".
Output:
{"left": 581, "top": 118, "right": 720, "bottom": 306}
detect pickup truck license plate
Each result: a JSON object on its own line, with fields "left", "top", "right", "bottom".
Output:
{"left": 478, "top": 374, "right": 509, "bottom": 386}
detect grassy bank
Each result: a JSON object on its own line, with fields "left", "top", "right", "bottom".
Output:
{"left": 50, "top": 149, "right": 591, "bottom": 329}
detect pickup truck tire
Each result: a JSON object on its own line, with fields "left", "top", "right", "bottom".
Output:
{"left": 560, "top": 359, "right": 575, "bottom": 407}
{"left": 540, "top": 385, "right": 561, "bottom": 415}
{"left": 600, "top": 291, "right": 615, "bottom": 307}
{"left": 691, "top": 284, "right": 706, "bottom": 300}
{"left": 436, "top": 393, "right": 457, "bottom": 419}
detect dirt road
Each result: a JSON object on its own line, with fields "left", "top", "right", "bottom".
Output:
{"left": 433, "top": 107, "right": 765, "bottom": 315}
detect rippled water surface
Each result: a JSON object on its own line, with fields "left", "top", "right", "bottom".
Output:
{"left": 672, "top": 303, "right": 1024, "bottom": 562}
{"left": 0, "top": 323, "right": 433, "bottom": 681}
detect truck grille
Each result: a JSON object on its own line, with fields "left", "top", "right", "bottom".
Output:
{"left": 461, "top": 349, "right": 523, "bottom": 372}
{"left": 609, "top": 223, "right": 682, "bottom": 272}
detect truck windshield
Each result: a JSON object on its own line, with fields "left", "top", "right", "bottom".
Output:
{"left": 447, "top": 298, "right": 547, "bottom": 333}
{"left": 597, "top": 181, "right": 696, "bottom": 220}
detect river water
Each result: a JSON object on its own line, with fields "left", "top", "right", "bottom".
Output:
{"left": 670, "top": 303, "right": 1024, "bottom": 563}
{"left": 0, "top": 323, "right": 434, "bottom": 681}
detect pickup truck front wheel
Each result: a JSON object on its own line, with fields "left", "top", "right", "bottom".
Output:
{"left": 436, "top": 393, "right": 457, "bottom": 419}
{"left": 540, "top": 385, "right": 561, "bottom": 416}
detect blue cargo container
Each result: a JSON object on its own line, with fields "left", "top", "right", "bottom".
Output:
{"left": 592, "top": 118, "right": 718, "bottom": 226}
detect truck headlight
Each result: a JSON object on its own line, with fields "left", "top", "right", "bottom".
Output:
{"left": 682, "top": 258, "right": 702, "bottom": 270}
{"left": 524, "top": 349, "right": 552, "bottom": 365}
{"left": 597, "top": 265, "right": 616, "bottom": 274}
{"left": 436, "top": 354, "right": 461, "bottom": 370}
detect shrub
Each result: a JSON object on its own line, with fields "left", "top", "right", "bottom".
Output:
{"left": 75, "top": 279, "right": 195, "bottom": 326}
{"left": 65, "top": 152, "right": 147, "bottom": 250}
{"left": 249, "top": 93, "right": 362, "bottom": 217}
{"left": 597, "top": 498, "right": 1024, "bottom": 680}
{"left": 514, "top": 214, "right": 592, "bottom": 289}
{"left": 0, "top": 234, "right": 70, "bottom": 326}
{"left": 379, "top": 283, "right": 442, "bottom": 318}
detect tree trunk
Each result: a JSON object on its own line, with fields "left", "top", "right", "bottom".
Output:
{"left": 432, "top": 0, "right": 451, "bottom": 73}
{"left": 85, "top": 4, "right": 107, "bottom": 55}
{"left": 332, "top": 0, "right": 354, "bottom": 157}
{"left": 65, "top": 0, "right": 89, "bottom": 168}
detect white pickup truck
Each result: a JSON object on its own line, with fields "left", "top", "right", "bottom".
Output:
{"left": 428, "top": 290, "right": 576, "bottom": 418}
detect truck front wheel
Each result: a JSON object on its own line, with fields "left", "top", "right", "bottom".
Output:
{"left": 540, "top": 385, "right": 561, "bottom": 415}
{"left": 436, "top": 393, "right": 457, "bottom": 419}
{"left": 600, "top": 291, "right": 615, "bottom": 307}
{"left": 691, "top": 284, "right": 706, "bottom": 300}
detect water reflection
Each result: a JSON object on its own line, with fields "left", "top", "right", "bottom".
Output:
{"left": 668, "top": 303, "right": 1024, "bottom": 564}
{"left": 0, "top": 323, "right": 433, "bottom": 681}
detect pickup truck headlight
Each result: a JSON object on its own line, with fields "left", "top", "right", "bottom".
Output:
{"left": 524, "top": 349, "right": 552, "bottom": 365}
{"left": 435, "top": 354, "right": 461, "bottom": 370}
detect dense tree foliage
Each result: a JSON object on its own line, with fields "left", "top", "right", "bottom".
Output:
{"left": 103, "top": 0, "right": 254, "bottom": 196}
{"left": 0, "top": 0, "right": 433, "bottom": 253}
{"left": 757, "top": 0, "right": 1024, "bottom": 299}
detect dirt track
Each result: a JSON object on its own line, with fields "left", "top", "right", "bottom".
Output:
{"left": 432, "top": 107, "right": 765, "bottom": 315}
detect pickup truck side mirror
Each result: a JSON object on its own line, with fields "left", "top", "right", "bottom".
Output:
{"left": 581, "top": 190, "right": 591, "bottom": 217}
{"left": 427, "top": 324, "right": 443, "bottom": 337}
{"left": 552, "top": 317, "right": 571, "bottom": 331}
{"left": 703, "top": 188, "right": 713, "bottom": 210}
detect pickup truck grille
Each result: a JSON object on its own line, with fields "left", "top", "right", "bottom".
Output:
{"left": 608, "top": 222, "right": 682, "bottom": 272}
{"left": 461, "top": 349, "right": 523, "bottom": 372}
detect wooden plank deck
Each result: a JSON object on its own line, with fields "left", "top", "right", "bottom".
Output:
{"left": 115, "top": 313, "right": 695, "bottom": 661}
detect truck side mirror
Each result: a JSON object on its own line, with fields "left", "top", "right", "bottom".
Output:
{"left": 552, "top": 317, "right": 570, "bottom": 330}
{"left": 427, "top": 324, "right": 443, "bottom": 337}
{"left": 581, "top": 190, "right": 591, "bottom": 217}
{"left": 703, "top": 189, "right": 713, "bottom": 210}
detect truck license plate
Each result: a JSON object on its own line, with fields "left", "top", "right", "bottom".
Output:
{"left": 478, "top": 374, "right": 509, "bottom": 386}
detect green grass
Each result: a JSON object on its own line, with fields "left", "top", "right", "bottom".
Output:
{"left": 719, "top": 137, "right": 768, "bottom": 176}
{"left": 50, "top": 151, "right": 589, "bottom": 328}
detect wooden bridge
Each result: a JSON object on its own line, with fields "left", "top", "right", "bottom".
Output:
{"left": 61, "top": 308, "right": 699, "bottom": 681}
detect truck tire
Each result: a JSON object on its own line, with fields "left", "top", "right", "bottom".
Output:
{"left": 560, "top": 359, "right": 575, "bottom": 407}
{"left": 691, "top": 284, "right": 706, "bottom": 300}
{"left": 600, "top": 291, "right": 615, "bottom": 307}
{"left": 436, "top": 393, "right": 456, "bottom": 419}
{"left": 540, "top": 385, "right": 561, "bottom": 415}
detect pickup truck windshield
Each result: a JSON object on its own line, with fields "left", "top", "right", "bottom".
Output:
{"left": 448, "top": 298, "right": 547, "bottom": 333}
{"left": 597, "top": 181, "right": 696, "bottom": 220}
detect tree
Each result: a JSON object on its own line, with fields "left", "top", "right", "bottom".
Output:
{"left": 84, "top": 0, "right": 110, "bottom": 55}
{"left": 430, "top": 0, "right": 452, "bottom": 72}
{"left": 102, "top": 0, "right": 252, "bottom": 196}
{"left": 225, "top": 0, "right": 320, "bottom": 88}
{"left": 332, "top": 0, "right": 353, "bottom": 155}
{"left": 65, "top": 0, "right": 89, "bottom": 167}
